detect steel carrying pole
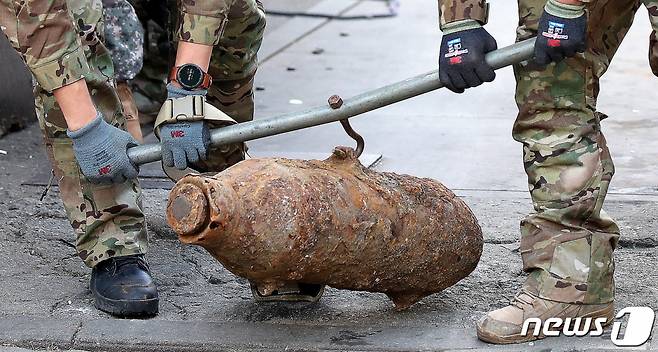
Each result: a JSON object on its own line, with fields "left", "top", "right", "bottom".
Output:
{"left": 128, "top": 38, "right": 536, "bottom": 166}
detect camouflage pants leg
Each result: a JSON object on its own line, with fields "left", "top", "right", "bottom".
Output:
{"left": 645, "top": 1, "right": 658, "bottom": 75}
{"left": 513, "top": 0, "right": 640, "bottom": 304}
{"left": 195, "top": 0, "right": 266, "bottom": 172}
{"left": 207, "top": 0, "right": 265, "bottom": 124}
{"left": 33, "top": 0, "right": 147, "bottom": 268}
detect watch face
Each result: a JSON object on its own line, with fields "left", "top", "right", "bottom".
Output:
{"left": 176, "top": 64, "right": 204, "bottom": 90}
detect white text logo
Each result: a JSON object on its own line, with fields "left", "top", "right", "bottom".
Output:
{"left": 521, "top": 307, "right": 655, "bottom": 346}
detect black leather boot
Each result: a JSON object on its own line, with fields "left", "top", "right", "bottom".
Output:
{"left": 90, "top": 254, "right": 159, "bottom": 317}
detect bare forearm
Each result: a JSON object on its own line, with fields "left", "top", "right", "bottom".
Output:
{"left": 557, "top": 0, "right": 584, "bottom": 5}
{"left": 175, "top": 41, "right": 213, "bottom": 71}
{"left": 52, "top": 80, "right": 98, "bottom": 131}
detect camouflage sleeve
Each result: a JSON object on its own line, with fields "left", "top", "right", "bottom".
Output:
{"left": 0, "top": 0, "right": 91, "bottom": 92}
{"left": 102, "top": 0, "right": 144, "bottom": 81}
{"left": 438, "top": 0, "right": 489, "bottom": 30}
{"left": 177, "top": 0, "right": 232, "bottom": 46}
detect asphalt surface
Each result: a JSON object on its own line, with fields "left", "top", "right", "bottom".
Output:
{"left": 1, "top": 0, "right": 658, "bottom": 351}
{"left": 0, "top": 31, "right": 35, "bottom": 136}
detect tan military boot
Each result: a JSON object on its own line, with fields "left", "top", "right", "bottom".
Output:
{"left": 476, "top": 289, "right": 614, "bottom": 344}
{"left": 116, "top": 82, "right": 143, "bottom": 143}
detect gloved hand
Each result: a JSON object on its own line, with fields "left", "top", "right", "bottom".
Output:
{"left": 535, "top": 0, "right": 587, "bottom": 65}
{"left": 67, "top": 112, "right": 139, "bottom": 184}
{"left": 439, "top": 20, "right": 498, "bottom": 93}
{"left": 159, "top": 84, "right": 210, "bottom": 170}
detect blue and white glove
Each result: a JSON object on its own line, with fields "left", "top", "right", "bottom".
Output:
{"left": 159, "top": 84, "right": 211, "bottom": 170}
{"left": 67, "top": 112, "right": 139, "bottom": 184}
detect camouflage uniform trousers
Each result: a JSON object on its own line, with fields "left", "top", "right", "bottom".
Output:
{"left": 649, "top": 2, "right": 658, "bottom": 75}
{"left": 0, "top": 0, "right": 148, "bottom": 268}
{"left": 513, "top": 0, "right": 658, "bottom": 304}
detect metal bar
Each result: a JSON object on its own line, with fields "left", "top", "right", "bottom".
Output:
{"left": 339, "top": 119, "right": 365, "bottom": 157}
{"left": 129, "top": 38, "right": 536, "bottom": 165}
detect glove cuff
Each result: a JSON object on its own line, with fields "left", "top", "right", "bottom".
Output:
{"left": 66, "top": 111, "right": 106, "bottom": 140}
{"left": 167, "top": 83, "right": 208, "bottom": 99}
{"left": 545, "top": 0, "right": 585, "bottom": 19}
{"left": 442, "top": 20, "right": 482, "bottom": 35}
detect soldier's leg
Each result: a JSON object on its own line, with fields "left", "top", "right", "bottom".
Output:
{"left": 207, "top": 0, "right": 265, "bottom": 123}
{"left": 645, "top": 1, "right": 658, "bottom": 75}
{"left": 514, "top": 0, "right": 640, "bottom": 305}
{"left": 34, "top": 0, "right": 147, "bottom": 269}
{"left": 0, "top": 0, "right": 155, "bottom": 317}
{"left": 194, "top": 0, "right": 266, "bottom": 172}
{"left": 476, "top": 0, "right": 640, "bottom": 344}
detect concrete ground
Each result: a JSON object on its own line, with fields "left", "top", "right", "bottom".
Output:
{"left": 0, "top": 0, "right": 657, "bottom": 351}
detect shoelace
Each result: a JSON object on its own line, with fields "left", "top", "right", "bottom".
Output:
{"left": 108, "top": 256, "right": 150, "bottom": 276}
{"left": 511, "top": 290, "right": 536, "bottom": 310}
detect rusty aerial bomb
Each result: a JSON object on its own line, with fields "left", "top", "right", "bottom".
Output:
{"left": 166, "top": 147, "right": 483, "bottom": 309}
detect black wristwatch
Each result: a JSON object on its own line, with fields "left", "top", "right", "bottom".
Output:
{"left": 169, "top": 63, "right": 213, "bottom": 90}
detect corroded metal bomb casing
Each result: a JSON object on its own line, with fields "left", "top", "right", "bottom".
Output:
{"left": 167, "top": 147, "right": 483, "bottom": 309}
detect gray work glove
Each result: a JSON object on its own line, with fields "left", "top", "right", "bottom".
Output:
{"left": 159, "top": 84, "right": 211, "bottom": 170}
{"left": 67, "top": 112, "right": 140, "bottom": 184}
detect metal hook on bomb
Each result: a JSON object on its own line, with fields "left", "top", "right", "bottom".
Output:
{"left": 328, "top": 94, "right": 365, "bottom": 158}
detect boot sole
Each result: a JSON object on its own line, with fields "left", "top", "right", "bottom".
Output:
{"left": 94, "top": 295, "right": 159, "bottom": 318}
{"left": 476, "top": 303, "right": 615, "bottom": 345}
